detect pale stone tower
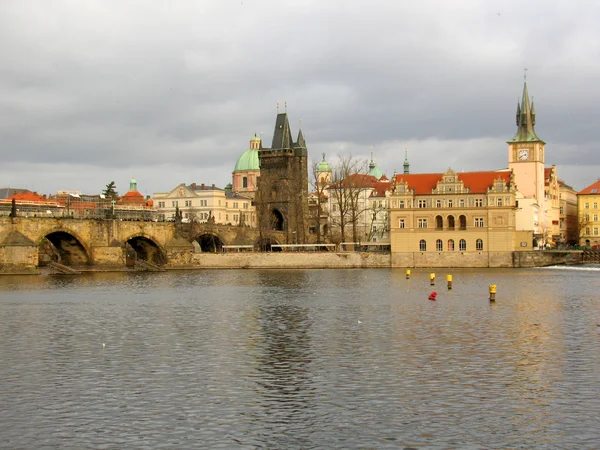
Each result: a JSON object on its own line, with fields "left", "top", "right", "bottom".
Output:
{"left": 507, "top": 76, "right": 548, "bottom": 240}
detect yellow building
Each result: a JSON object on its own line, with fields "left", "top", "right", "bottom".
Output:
{"left": 558, "top": 180, "right": 578, "bottom": 245}
{"left": 389, "top": 168, "right": 528, "bottom": 267}
{"left": 578, "top": 180, "right": 600, "bottom": 248}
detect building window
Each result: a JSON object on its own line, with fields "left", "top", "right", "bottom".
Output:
{"left": 233, "top": 214, "right": 238, "bottom": 222}
{"left": 418, "top": 219, "right": 427, "bottom": 228}
{"left": 459, "top": 239, "right": 467, "bottom": 251}
{"left": 436, "top": 239, "right": 443, "bottom": 251}
{"left": 244, "top": 203, "right": 248, "bottom": 209}
{"left": 594, "top": 202, "right": 598, "bottom": 209}
{"left": 399, "top": 200, "right": 405, "bottom": 209}
{"left": 436, "top": 215, "right": 443, "bottom": 229}
{"left": 560, "top": 206, "right": 564, "bottom": 215}
{"left": 226, "top": 214, "right": 229, "bottom": 221}
{"left": 459, "top": 199, "right": 465, "bottom": 207}
{"left": 475, "top": 217, "right": 484, "bottom": 227}
{"left": 476, "top": 239, "right": 483, "bottom": 250}
{"left": 158, "top": 201, "right": 165, "bottom": 208}
{"left": 185, "top": 200, "right": 192, "bottom": 207}
{"left": 585, "top": 214, "right": 590, "bottom": 221}
{"left": 585, "top": 202, "right": 589, "bottom": 209}
{"left": 594, "top": 214, "right": 598, "bottom": 221}
{"left": 418, "top": 200, "right": 427, "bottom": 208}
{"left": 398, "top": 219, "right": 405, "bottom": 229}
{"left": 419, "top": 239, "right": 427, "bottom": 251}
{"left": 497, "top": 198, "right": 503, "bottom": 207}
{"left": 448, "top": 239, "right": 455, "bottom": 251}
{"left": 172, "top": 201, "right": 178, "bottom": 207}
{"left": 233, "top": 202, "right": 239, "bottom": 209}
{"left": 459, "top": 215, "right": 467, "bottom": 230}
{"left": 475, "top": 199, "right": 483, "bottom": 207}
{"left": 436, "top": 199, "right": 442, "bottom": 208}
{"left": 243, "top": 177, "right": 248, "bottom": 188}
{"left": 595, "top": 228, "right": 599, "bottom": 236}
{"left": 585, "top": 227, "right": 590, "bottom": 235}
{"left": 448, "top": 199, "right": 453, "bottom": 208}
{"left": 448, "top": 215, "right": 455, "bottom": 229}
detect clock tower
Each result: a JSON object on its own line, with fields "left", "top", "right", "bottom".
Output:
{"left": 508, "top": 78, "right": 546, "bottom": 205}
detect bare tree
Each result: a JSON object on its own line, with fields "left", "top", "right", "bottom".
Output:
{"left": 577, "top": 213, "right": 592, "bottom": 246}
{"left": 310, "top": 160, "right": 330, "bottom": 243}
{"left": 328, "top": 155, "right": 369, "bottom": 243}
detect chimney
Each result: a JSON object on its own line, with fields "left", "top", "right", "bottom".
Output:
{"left": 212, "top": 184, "right": 215, "bottom": 189}
{"left": 201, "top": 183, "right": 205, "bottom": 189}
{"left": 191, "top": 183, "right": 196, "bottom": 189}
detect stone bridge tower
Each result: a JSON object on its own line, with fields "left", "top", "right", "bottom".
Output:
{"left": 255, "top": 112, "right": 309, "bottom": 244}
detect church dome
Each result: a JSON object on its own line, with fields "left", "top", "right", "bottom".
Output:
{"left": 317, "top": 159, "right": 331, "bottom": 173}
{"left": 316, "top": 153, "right": 331, "bottom": 173}
{"left": 234, "top": 148, "right": 260, "bottom": 172}
{"left": 368, "top": 164, "right": 384, "bottom": 180}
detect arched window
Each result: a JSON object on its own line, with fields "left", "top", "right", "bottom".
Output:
{"left": 448, "top": 239, "right": 455, "bottom": 251}
{"left": 436, "top": 239, "right": 443, "bottom": 251}
{"left": 419, "top": 239, "right": 427, "bottom": 251}
{"left": 448, "top": 215, "right": 455, "bottom": 230}
{"left": 243, "top": 177, "right": 248, "bottom": 188}
{"left": 459, "top": 215, "right": 467, "bottom": 230}
{"left": 459, "top": 239, "right": 467, "bottom": 251}
{"left": 435, "top": 215, "right": 443, "bottom": 229}
{"left": 476, "top": 239, "right": 483, "bottom": 250}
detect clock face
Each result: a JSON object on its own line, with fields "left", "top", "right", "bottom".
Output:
{"left": 518, "top": 149, "right": 529, "bottom": 160}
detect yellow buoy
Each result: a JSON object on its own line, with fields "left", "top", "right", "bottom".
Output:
{"left": 446, "top": 274, "right": 453, "bottom": 290}
{"left": 489, "top": 284, "right": 497, "bottom": 302}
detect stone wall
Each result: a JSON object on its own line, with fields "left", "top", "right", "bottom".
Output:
{"left": 392, "top": 251, "right": 516, "bottom": 268}
{"left": 512, "top": 250, "right": 583, "bottom": 267}
{"left": 180, "top": 252, "right": 391, "bottom": 269}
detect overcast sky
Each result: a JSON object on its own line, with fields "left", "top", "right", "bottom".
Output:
{"left": 1, "top": 0, "right": 599, "bottom": 196}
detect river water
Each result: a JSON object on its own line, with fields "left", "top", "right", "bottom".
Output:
{"left": 0, "top": 267, "right": 599, "bottom": 449}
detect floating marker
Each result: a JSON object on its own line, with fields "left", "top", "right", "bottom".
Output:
{"left": 447, "top": 274, "right": 453, "bottom": 290}
{"left": 430, "top": 273, "right": 435, "bottom": 286}
{"left": 406, "top": 269, "right": 411, "bottom": 279}
{"left": 489, "top": 284, "right": 497, "bottom": 302}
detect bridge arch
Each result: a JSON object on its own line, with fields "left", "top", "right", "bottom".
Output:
{"left": 38, "top": 229, "right": 90, "bottom": 266}
{"left": 195, "top": 233, "right": 225, "bottom": 253}
{"left": 124, "top": 233, "right": 166, "bottom": 265}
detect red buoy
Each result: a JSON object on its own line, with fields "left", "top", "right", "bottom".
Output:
{"left": 428, "top": 291, "right": 437, "bottom": 301}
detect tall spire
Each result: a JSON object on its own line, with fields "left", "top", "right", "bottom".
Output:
{"left": 403, "top": 147, "right": 410, "bottom": 174}
{"left": 509, "top": 72, "right": 543, "bottom": 143}
{"left": 369, "top": 146, "right": 375, "bottom": 170}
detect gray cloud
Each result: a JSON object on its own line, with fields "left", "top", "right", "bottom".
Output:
{"left": 1, "top": 0, "right": 599, "bottom": 194}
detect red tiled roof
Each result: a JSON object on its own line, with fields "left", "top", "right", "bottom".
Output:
{"left": 330, "top": 173, "right": 380, "bottom": 189}
{"left": 579, "top": 180, "right": 600, "bottom": 195}
{"left": 393, "top": 171, "right": 511, "bottom": 195}
{"left": 370, "top": 180, "right": 391, "bottom": 198}
{"left": 9, "top": 191, "right": 47, "bottom": 202}
{"left": 118, "top": 190, "right": 145, "bottom": 204}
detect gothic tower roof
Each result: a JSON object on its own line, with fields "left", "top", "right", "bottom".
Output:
{"left": 509, "top": 78, "right": 545, "bottom": 144}
{"left": 271, "top": 113, "right": 294, "bottom": 149}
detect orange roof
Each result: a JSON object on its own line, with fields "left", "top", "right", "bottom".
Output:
{"left": 118, "top": 190, "right": 145, "bottom": 205}
{"left": 370, "top": 180, "right": 391, "bottom": 198}
{"left": 394, "top": 171, "right": 511, "bottom": 195}
{"left": 9, "top": 191, "right": 47, "bottom": 202}
{"left": 331, "top": 173, "right": 380, "bottom": 189}
{"left": 579, "top": 180, "right": 600, "bottom": 195}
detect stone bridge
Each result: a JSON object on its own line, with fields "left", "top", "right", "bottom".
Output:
{"left": 0, "top": 217, "right": 284, "bottom": 272}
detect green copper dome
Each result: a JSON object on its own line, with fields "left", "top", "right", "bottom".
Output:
{"left": 234, "top": 148, "right": 260, "bottom": 172}
{"left": 368, "top": 161, "right": 384, "bottom": 180}
{"left": 316, "top": 153, "right": 331, "bottom": 172}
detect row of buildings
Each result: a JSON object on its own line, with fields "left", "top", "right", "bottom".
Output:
{"left": 2, "top": 80, "right": 599, "bottom": 263}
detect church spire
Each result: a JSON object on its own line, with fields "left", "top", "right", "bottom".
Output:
{"left": 509, "top": 73, "right": 543, "bottom": 143}
{"left": 403, "top": 147, "right": 410, "bottom": 174}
